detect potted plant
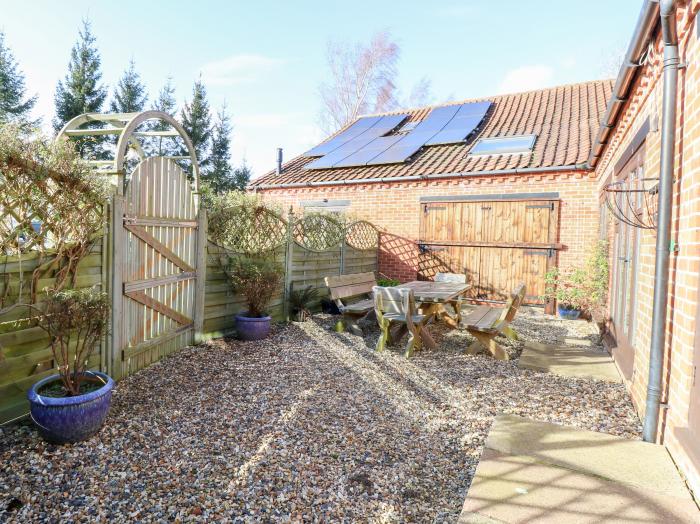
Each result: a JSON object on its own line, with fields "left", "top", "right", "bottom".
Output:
{"left": 543, "top": 241, "right": 609, "bottom": 320}
{"left": 289, "top": 285, "right": 320, "bottom": 322}
{"left": 229, "top": 257, "right": 283, "bottom": 340}
{"left": 27, "top": 287, "right": 112, "bottom": 443}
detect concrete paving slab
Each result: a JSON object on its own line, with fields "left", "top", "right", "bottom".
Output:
{"left": 562, "top": 337, "right": 592, "bottom": 347}
{"left": 519, "top": 340, "right": 621, "bottom": 383}
{"left": 485, "top": 415, "right": 693, "bottom": 500}
{"left": 459, "top": 448, "right": 699, "bottom": 524}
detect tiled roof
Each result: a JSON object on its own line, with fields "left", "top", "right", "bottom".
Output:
{"left": 251, "top": 79, "right": 613, "bottom": 187}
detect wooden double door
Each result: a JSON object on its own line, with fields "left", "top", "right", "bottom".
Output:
{"left": 419, "top": 197, "right": 560, "bottom": 306}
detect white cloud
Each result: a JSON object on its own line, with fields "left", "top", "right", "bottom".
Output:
{"left": 497, "top": 65, "right": 555, "bottom": 95}
{"left": 199, "top": 54, "right": 283, "bottom": 86}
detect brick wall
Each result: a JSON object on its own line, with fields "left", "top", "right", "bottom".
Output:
{"left": 256, "top": 170, "right": 601, "bottom": 281}
{"left": 594, "top": 1, "right": 700, "bottom": 498}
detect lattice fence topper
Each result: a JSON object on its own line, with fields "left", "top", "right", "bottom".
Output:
{"left": 209, "top": 205, "right": 288, "bottom": 254}
{"left": 345, "top": 220, "right": 379, "bottom": 250}
{"left": 293, "top": 213, "right": 344, "bottom": 252}
{"left": 1, "top": 160, "right": 103, "bottom": 257}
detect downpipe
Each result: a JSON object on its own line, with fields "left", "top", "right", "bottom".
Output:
{"left": 643, "top": 0, "right": 678, "bottom": 443}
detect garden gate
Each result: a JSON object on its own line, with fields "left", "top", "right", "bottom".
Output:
{"left": 57, "top": 111, "right": 206, "bottom": 379}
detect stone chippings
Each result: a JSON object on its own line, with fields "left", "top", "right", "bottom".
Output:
{"left": 0, "top": 310, "right": 641, "bottom": 522}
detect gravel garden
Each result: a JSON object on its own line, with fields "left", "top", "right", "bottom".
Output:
{"left": 0, "top": 308, "right": 641, "bottom": 523}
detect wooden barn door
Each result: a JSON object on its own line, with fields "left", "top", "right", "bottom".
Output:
{"left": 419, "top": 197, "right": 559, "bottom": 307}
{"left": 111, "top": 157, "right": 206, "bottom": 378}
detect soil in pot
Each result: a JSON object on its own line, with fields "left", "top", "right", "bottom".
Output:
{"left": 38, "top": 378, "right": 104, "bottom": 398}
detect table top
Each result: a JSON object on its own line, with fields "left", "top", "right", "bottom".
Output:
{"left": 396, "top": 281, "right": 471, "bottom": 303}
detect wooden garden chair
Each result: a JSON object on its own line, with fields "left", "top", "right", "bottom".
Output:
{"left": 373, "top": 286, "right": 436, "bottom": 358}
{"left": 324, "top": 272, "right": 376, "bottom": 335}
{"left": 463, "top": 283, "right": 526, "bottom": 360}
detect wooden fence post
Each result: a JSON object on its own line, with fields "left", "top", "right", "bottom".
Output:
{"left": 110, "top": 194, "right": 125, "bottom": 379}
{"left": 340, "top": 228, "right": 347, "bottom": 276}
{"left": 193, "top": 208, "right": 208, "bottom": 344}
{"left": 283, "top": 207, "right": 295, "bottom": 322}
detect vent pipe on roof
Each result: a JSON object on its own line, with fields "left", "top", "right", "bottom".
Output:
{"left": 643, "top": 0, "right": 678, "bottom": 444}
{"left": 276, "top": 148, "right": 283, "bottom": 175}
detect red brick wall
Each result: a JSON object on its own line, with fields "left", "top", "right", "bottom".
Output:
{"left": 594, "top": 1, "right": 700, "bottom": 497}
{"left": 256, "top": 170, "right": 601, "bottom": 281}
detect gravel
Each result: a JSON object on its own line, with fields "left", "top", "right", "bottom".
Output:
{"left": 0, "top": 308, "right": 641, "bottom": 522}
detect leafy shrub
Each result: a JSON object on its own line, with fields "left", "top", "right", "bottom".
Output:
{"left": 289, "top": 285, "right": 320, "bottom": 321}
{"left": 377, "top": 278, "right": 400, "bottom": 287}
{"left": 228, "top": 257, "right": 283, "bottom": 318}
{"left": 33, "top": 287, "right": 110, "bottom": 396}
{"left": 543, "top": 240, "right": 609, "bottom": 313}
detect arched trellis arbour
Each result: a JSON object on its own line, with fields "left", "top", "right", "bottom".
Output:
{"left": 56, "top": 110, "right": 200, "bottom": 197}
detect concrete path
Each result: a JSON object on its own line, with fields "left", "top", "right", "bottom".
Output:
{"left": 519, "top": 340, "right": 622, "bottom": 383}
{"left": 459, "top": 415, "right": 699, "bottom": 523}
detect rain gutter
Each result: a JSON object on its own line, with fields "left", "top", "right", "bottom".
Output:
{"left": 587, "top": 0, "right": 660, "bottom": 168}
{"left": 251, "top": 163, "right": 588, "bottom": 190}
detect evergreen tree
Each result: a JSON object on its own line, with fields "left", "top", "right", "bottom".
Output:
{"left": 232, "top": 162, "right": 252, "bottom": 191}
{"left": 0, "top": 31, "right": 37, "bottom": 126}
{"left": 204, "top": 104, "right": 234, "bottom": 192}
{"left": 53, "top": 19, "right": 107, "bottom": 132}
{"left": 109, "top": 59, "right": 147, "bottom": 113}
{"left": 149, "top": 77, "right": 178, "bottom": 156}
{"left": 180, "top": 77, "right": 212, "bottom": 168}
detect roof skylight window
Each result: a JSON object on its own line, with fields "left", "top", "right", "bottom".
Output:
{"left": 470, "top": 134, "right": 537, "bottom": 155}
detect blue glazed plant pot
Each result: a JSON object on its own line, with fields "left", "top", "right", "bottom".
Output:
{"left": 27, "top": 371, "right": 114, "bottom": 444}
{"left": 557, "top": 304, "right": 582, "bottom": 320}
{"left": 235, "top": 313, "right": 272, "bottom": 340}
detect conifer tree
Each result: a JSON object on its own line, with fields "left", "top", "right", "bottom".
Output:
{"left": 204, "top": 104, "right": 234, "bottom": 193}
{"left": 109, "top": 59, "right": 147, "bottom": 113}
{"left": 149, "top": 77, "right": 178, "bottom": 156}
{"left": 53, "top": 19, "right": 107, "bottom": 132}
{"left": 232, "top": 162, "right": 252, "bottom": 191}
{"left": 180, "top": 77, "right": 212, "bottom": 168}
{"left": 0, "top": 31, "right": 37, "bottom": 126}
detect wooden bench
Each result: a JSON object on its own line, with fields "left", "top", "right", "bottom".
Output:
{"left": 373, "top": 286, "right": 436, "bottom": 358}
{"left": 324, "top": 272, "right": 376, "bottom": 335}
{"left": 464, "top": 283, "right": 526, "bottom": 360}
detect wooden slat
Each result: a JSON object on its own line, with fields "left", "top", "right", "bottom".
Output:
{"left": 124, "top": 324, "right": 193, "bottom": 358}
{"left": 125, "top": 290, "right": 193, "bottom": 326}
{"left": 124, "top": 223, "right": 195, "bottom": 272}
{"left": 124, "top": 217, "right": 198, "bottom": 227}
{"left": 123, "top": 272, "right": 196, "bottom": 293}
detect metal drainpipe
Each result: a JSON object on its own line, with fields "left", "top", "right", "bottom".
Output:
{"left": 643, "top": 0, "right": 678, "bottom": 443}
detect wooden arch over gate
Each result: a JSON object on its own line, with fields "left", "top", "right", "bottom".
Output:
{"left": 58, "top": 111, "right": 207, "bottom": 378}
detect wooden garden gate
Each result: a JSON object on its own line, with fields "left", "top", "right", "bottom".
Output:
{"left": 111, "top": 157, "right": 206, "bottom": 377}
{"left": 419, "top": 196, "right": 560, "bottom": 308}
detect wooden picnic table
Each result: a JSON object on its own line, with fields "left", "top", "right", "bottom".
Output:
{"left": 396, "top": 280, "right": 471, "bottom": 328}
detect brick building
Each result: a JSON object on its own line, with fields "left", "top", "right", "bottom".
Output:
{"left": 251, "top": 0, "right": 700, "bottom": 498}
{"left": 251, "top": 81, "right": 612, "bottom": 308}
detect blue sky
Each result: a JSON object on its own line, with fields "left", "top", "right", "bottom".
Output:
{"left": 1, "top": 0, "right": 640, "bottom": 177}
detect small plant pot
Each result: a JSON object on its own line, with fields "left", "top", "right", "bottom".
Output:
{"left": 235, "top": 313, "right": 272, "bottom": 340}
{"left": 557, "top": 304, "right": 582, "bottom": 320}
{"left": 27, "top": 371, "right": 114, "bottom": 444}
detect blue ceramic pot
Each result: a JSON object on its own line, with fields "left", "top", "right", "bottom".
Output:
{"left": 557, "top": 304, "right": 582, "bottom": 320}
{"left": 235, "top": 313, "right": 272, "bottom": 340}
{"left": 27, "top": 371, "right": 114, "bottom": 444}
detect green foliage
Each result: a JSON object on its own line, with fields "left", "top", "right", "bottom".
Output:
{"left": 180, "top": 77, "right": 212, "bottom": 168}
{"left": 232, "top": 161, "right": 252, "bottom": 190}
{"left": 543, "top": 240, "right": 610, "bottom": 313}
{"left": 34, "top": 287, "right": 110, "bottom": 396}
{"left": 147, "top": 77, "right": 180, "bottom": 157}
{"left": 289, "top": 285, "right": 320, "bottom": 320}
{"left": 0, "top": 31, "right": 37, "bottom": 126}
{"left": 377, "top": 278, "right": 400, "bottom": 287}
{"left": 109, "top": 59, "right": 147, "bottom": 113}
{"left": 204, "top": 104, "right": 234, "bottom": 192}
{"left": 227, "top": 257, "right": 283, "bottom": 318}
{"left": 53, "top": 19, "right": 107, "bottom": 133}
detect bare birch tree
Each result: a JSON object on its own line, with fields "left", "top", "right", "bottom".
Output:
{"left": 318, "top": 31, "right": 432, "bottom": 134}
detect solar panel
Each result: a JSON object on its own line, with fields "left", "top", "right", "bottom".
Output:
{"left": 303, "top": 116, "right": 383, "bottom": 157}
{"left": 425, "top": 101, "right": 492, "bottom": 146}
{"left": 367, "top": 131, "right": 435, "bottom": 165}
{"left": 411, "top": 105, "right": 459, "bottom": 133}
{"left": 332, "top": 136, "right": 404, "bottom": 167}
{"left": 304, "top": 114, "right": 409, "bottom": 169}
